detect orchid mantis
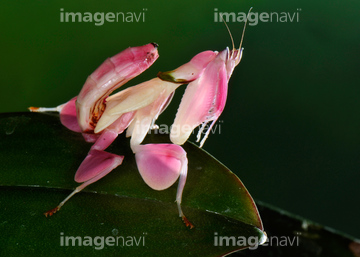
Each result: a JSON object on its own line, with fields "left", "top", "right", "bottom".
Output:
{"left": 29, "top": 10, "right": 251, "bottom": 229}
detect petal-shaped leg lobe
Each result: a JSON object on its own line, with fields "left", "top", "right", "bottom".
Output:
{"left": 45, "top": 148, "right": 123, "bottom": 217}
{"left": 28, "top": 97, "right": 81, "bottom": 133}
{"left": 44, "top": 150, "right": 123, "bottom": 217}
{"left": 74, "top": 149, "right": 124, "bottom": 184}
{"left": 134, "top": 144, "right": 186, "bottom": 190}
{"left": 59, "top": 97, "right": 82, "bottom": 133}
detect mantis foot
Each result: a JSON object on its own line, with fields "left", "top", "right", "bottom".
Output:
{"left": 44, "top": 206, "right": 60, "bottom": 217}
{"left": 181, "top": 215, "right": 194, "bottom": 229}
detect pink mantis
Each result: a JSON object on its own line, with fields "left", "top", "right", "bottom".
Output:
{"left": 29, "top": 14, "right": 250, "bottom": 229}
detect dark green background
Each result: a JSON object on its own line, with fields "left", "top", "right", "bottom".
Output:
{"left": 1, "top": 0, "right": 359, "bottom": 240}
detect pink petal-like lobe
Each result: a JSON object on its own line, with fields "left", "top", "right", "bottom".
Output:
{"left": 59, "top": 97, "right": 82, "bottom": 133}
{"left": 134, "top": 144, "right": 187, "bottom": 190}
{"left": 74, "top": 149, "right": 124, "bottom": 183}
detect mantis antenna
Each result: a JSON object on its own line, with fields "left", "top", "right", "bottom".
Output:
{"left": 219, "top": 7, "right": 253, "bottom": 51}
{"left": 220, "top": 14, "right": 235, "bottom": 50}
{"left": 239, "top": 7, "right": 253, "bottom": 50}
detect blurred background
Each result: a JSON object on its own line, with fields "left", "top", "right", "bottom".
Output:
{"left": 1, "top": 0, "right": 359, "bottom": 238}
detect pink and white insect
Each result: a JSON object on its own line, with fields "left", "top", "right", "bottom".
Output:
{"left": 29, "top": 12, "right": 250, "bottom": 228}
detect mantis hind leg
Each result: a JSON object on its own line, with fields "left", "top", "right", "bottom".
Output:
{"left": 175, "top": 154, "right": 194, "bottom": 229}
{"left": 44, "top": 149, "right": 124, "bottom": 217}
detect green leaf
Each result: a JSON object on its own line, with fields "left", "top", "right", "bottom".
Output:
{"left": 0, "top": 112, "right": 264, "bottom": 256}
